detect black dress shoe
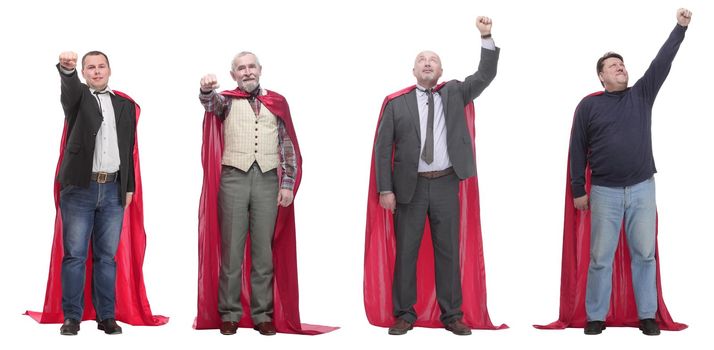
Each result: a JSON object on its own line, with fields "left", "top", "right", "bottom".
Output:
{"left": 639, "top": 318, "right": 660, "bottom": 336}
{"left": 60, "top": 318, "right": 80, "bottom": 336}
{"left": 220, "top": 321, "right": 239, "bottom": 335}
{"left": 445, "top": 319, "right": 472, "bottom": 336}
{"left": 97, "top": 318, "right": 122, "bottom": 335}
{"left": 388, "top": 319, "right": 413, "bottom": 335}
{"left": 584, "top": 321, "right": 606, "bottom": 335}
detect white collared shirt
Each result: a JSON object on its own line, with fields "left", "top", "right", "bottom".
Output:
{"left": 89, "top": 86, "right": 121, "bottom": 173}
{"left": 416, "top": 84, "right": 451, "bottom": 172}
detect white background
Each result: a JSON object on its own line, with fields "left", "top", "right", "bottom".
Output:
{"left": 1, "top": 0, "right": 712, "bottom": 349}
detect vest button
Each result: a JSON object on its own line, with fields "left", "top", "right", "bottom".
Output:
{"left": 254, "top": 150, "right": 257, "bottom": 153}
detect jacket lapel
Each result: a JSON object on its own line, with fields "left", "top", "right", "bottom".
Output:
{"left": 110, "top": 93, "right": 125, "bottom": 124}
{"left": 438, "top": 85, "right": 448, "bottom": 119}
{"left": 404, "top": 89, "right": 421, "bottom": 140}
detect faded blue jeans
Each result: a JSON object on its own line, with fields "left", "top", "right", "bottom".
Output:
{"left": 60, "top": 181, "right": 124, "bottom": 321}
{"left": 586, "top": 177, "right": 657, "bottom": 321}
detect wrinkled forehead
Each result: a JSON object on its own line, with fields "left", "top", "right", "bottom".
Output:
{"left": 233, "top": 54, "right": 259, "bottom": 69}
{"left": 414, "top": 51, "right": 441, "bottom": 65}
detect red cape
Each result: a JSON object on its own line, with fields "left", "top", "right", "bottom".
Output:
{"left": 534, "top": 91, "right": 686, "bottom": 330}
{"left": 26, "top": 91, "right": 168, "bottom": 326}
{"left": 364, "top": 85, "right": 506, "bottom": 329}
{"left": 194, "top": 89, "right": 337, "bottom": 334}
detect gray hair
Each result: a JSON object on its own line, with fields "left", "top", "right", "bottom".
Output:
{"left": 231, "top": 51, "right": 261, "bottom": 71}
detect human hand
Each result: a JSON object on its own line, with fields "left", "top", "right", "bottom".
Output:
{"left": 677, "top": 8, "right": 692, "bottom": 27}
{"left": 476, "top": 16, "right": 492, "bottom": 35}
{"left": 277, "top": 189, "right": 294, "bottom": 207}
{"left": 200, "top": 74, "right": 220, "bottom": 92}
{"left": 125, "top": 192, "right": 133, "bottom": 209}
{"left": 59, "top": 51, "right": 78, "bottom": 71}
{"left": 379, "top": 192, "right": 396, "bottom": 214}
{"left": 573, "top": 194, "right": 589, "bottom": 211}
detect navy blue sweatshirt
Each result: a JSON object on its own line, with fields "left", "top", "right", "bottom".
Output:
{"left": 570, "top": 24, "right": 687, "bottom": 198}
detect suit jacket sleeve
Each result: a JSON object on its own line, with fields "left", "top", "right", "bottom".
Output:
{"left": 57, "top": 64, "right": 83, "bottom": 122}
{"left": 127, "top": 106, "right": 136, "bottom": 193}
{"left": 460, "top": 47, "right": 500, "bottom": 103}
{"left": 375, "top": 100, "right": 395, "bottom": 193}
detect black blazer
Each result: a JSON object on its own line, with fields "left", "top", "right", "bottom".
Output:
{"left": 56, "top": 64, "right": 136, "bottom": 206}
{"left": 375, "top": 47, "right": 499, "bottom": 204}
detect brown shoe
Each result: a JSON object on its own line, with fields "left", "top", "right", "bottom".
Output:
{"left": 220, "top": 321, "right": 239, "bottom": 335}
{"left": 445, "top": 319, "right": 471, "bottom": 336}
{"left": 254, "top": 321, "right": 277, "bottom": 336}
{"left": 388, "top": 319, "right": 413, "bottom": 335}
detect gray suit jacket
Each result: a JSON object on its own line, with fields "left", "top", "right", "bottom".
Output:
{"left": 375, "top": 47, "right": 499, "bottom": 204}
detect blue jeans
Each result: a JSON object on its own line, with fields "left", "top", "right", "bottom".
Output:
{"left": 586, "top": 177, "right": 657, "bottom": 321}
{"left": 60, "top": 181, "right": 124, "bottom": 321}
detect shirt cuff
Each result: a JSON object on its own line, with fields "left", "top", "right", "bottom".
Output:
{"left": 281, "top": 177, "right": 295, "bottom": 191}
{"left": 481, "top": 37, "right": 496, "bottom": 51}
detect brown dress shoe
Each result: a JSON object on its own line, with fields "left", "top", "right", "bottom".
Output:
{"left": 60, "top": 318, "right": 80, "bottom": 336}
{"left": 220, "top": 321, "right": 239, "bottom": 335}
{"left": 445, "top": 319, "right": 472, "bottom": 336}
{"left": 388, "top": 319, "right": 413, "bottom": 335}
{"left": 254, "top": 321, "right": 277, "bottom": 336}
{"left": 97, "top": 318, "right": 122, "bottom": 335}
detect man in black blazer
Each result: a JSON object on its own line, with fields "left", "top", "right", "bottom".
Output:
{"left": 56, "top": 51, "right": 136, "bottom": 336}
{"left": 375, "top": 17, "right": 499, "bottom": 336}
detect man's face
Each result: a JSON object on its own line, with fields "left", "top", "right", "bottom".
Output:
{"left": 598, "top": 57, "right": 628, "bottom": 91}
{"left": 230, "top": 54, "right": 262, "bottom": 93}
{"left": 82, "top": 54, "right": 111, "bottom": 91}
{"left": 412, "top": 51, "right": 443, "bottom": 87}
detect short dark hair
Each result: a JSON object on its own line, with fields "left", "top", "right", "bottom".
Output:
{"left": 596, "top": 52, "right": 623, "bottom": 74}
{"left": 82, "top": 51, "right": 110, "bottom": 70}
{"left": 596, "top": 52, "right": 623, "bottom": 86}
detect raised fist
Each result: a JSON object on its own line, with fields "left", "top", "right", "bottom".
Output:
{"left": 59, "top": 51, "right": 78, "bottom": 71}
{"left": 200, "top": 74, "right": 220, "bottom": 92}
{"left": 677, "top": 8, "right": 692, "bottom": 27}
{"left": 476, "top": 16, "right": 492, "bottom": 35}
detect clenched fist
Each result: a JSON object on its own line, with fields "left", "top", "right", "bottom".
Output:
{"left": 200, "top": 74, "right": 220, "bottom": 92}
{"left": 677, "top": 8, "right": 692, "bottom": 27}
{"left": 476, "top": 16, "right": 493, "bottom": 36}
{"left": 59, "top": 51, "right": 78, "bottom": 71}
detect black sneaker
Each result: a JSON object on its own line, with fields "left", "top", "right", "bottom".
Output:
{"left": 639, "top": 318, "right": 660, "bottom": 336}
{"left": 584, "top": 321, "right": 606, "bottom": 335}
{"left": 60, "top": 318, "right": 80, "bottom": 336}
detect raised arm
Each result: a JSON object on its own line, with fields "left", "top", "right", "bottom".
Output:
{"left": 198, "top": 74, "right": 230, "bottom": 118}
{"left": 461, "top": 16, "right": 500, "bottom": 102}
{"left": 57, "top": 51, "right": 83, "bottom": 116}
{"left": 635, "top": 8, "right": 691, "bottom": 104}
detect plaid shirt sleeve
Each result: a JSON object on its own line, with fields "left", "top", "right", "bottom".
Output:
{"left": 198, "top": 90, "right": 231, "bottom": 118}
{"left": 277, "top": 119, "right": 297, "bottom": 191}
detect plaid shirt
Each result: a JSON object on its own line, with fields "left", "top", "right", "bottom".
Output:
{"left": 200, "top": 89, "right": 297, "bottom": 191}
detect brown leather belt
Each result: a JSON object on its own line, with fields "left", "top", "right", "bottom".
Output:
{"left": 418, "top": 167, "right": 454, "bottom": 179}
{"left": 91, "top": 172, "right": 118, "bottom": 184}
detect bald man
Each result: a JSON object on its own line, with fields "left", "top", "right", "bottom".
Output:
{"left": 374, "top": 16, "right": 499, "bottom": 336}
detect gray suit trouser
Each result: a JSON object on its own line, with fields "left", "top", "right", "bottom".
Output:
{"left": 393, "top": 173, "right": 463, "bottom": 325}
{"left": 218, "top": 163, "right": 278, "bottom": 323}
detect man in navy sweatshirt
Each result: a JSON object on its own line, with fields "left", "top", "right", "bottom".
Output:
{"left": 569, "top": 8, "right": 692, "bottom": 336}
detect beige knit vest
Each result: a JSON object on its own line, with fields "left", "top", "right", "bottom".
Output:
{"left": 222, "top": 98, "right": 279, "bottom": 172}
